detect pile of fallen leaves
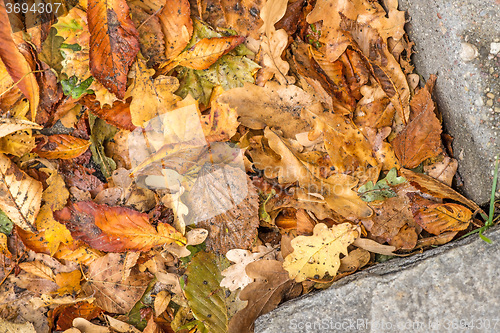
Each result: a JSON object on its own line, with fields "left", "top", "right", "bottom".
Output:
{"left": 0, "top": 0, "right": 487, "bottom": 332}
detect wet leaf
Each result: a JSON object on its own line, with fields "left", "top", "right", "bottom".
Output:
{"left": 87, "top": 0, "right": 139, "bottom": 98}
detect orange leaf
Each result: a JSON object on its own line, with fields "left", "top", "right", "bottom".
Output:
{"left": 55, "top": 270, "right": 82, "bottom": 295}
{"left": 34, "top": 135, "right": 91, "bottom": 160}
{"left": 80, "top": 94, "right": 136, "bottom": 131}
{"left": 158, "top": 0, "right": 193, "bottom": 60}
{"left": 53, "top": 201, "right": 186, "bottom": 252}
{"left": 87, "top": 0, "right": 140, "bottom": 98}
{"left": 392, "top": 90, "right": 442, "bottom": 168}
{"left": 53, "top": 301, "right": 102, "bottom": 331}
{"left": 18, "top": 261, "right": 56, "bottom": 282}
{"left": 414, "top": 203, "right": 472, "bottom": 235}
{"left": 161, "top": 36, "right": 245, "bottom": 72}
{"left": 0, "top": 0, "right": 39, "bottom": 119}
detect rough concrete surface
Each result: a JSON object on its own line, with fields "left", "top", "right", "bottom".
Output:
{"left": 255, "top": 226, "right": 500, "bottom": 333}
{"left": 398, "top": 0, "right": 500, "bottom": 205}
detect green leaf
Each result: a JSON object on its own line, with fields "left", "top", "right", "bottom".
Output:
{"left": 89, "top": 112, "right": 118, "bottom": 178}
{"left": 183, "top": 251, "right": 232, "bottom": 333}
{"left": 259, "top": 190, "right": 275, "bottom": 223}
{"left": 39, "top": 28, "right": 65, "bottom": 75}
{"left": 0, "top": 210, "right": 13, "bottom": 235}
{"left": 61, "top": 76, "right": 94, "bottom": 99}
{"left": 60, "top": 43, "right": 82, "bottom": 51}
{"left": 358, "top": 168, "right": 406, "bottom": 202}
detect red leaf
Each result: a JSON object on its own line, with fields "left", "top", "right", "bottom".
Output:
{"left": 53, "top": 201, "right": 186, "bottom": 252}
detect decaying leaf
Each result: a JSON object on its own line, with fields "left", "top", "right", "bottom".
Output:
{"left": 283, "top": 223, "right": 359, "bottom": 282}
{"left": 82, "top": 253, "right": 151, "bottom": 313}
{"left": 0, "top": 154, "right": 42, "bottom": 232}
{"left": 413, "top": 201, "right": 472, "bottom": 235}
{"left": 87, "top": 0, "right": 139, "bottom": 98}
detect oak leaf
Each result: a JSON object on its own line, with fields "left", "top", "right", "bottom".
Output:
{"left": 34, "top": 135, "right": 91, "bottom": 160}
{"left": 87, "top": 0, "right": 140, "bottom": 98}
{"left": 53, "top": 201, "right": 186, "bottom": 252}
{"left": 283, "top": 223, "right": 359, "bottom": 282}
{"left": 0, "top": 154, "right": 42, "bottom": 232}
{"left": 82, "top": 253, "right": 151, "bottom": 313}
{"left": 228, "top": 259, "right": 296, "bottom": 333}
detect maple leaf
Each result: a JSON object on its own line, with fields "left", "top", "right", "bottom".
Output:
{"left": 54, "top": 201, "right": 186, "bottom": 252}
{"left": 126, "top": 58, "right": 182, "bottom": 127}
{"left": 82, "top": 253, "right": 151, "bottom": 313}
{"left": 283, "top": 223, "right": 359, "bottom": 282}
{"left": 0, "top": 3, "right": 39, "bottom": 119}
{"left": 87, "top": 0, "right": 139, "bottom": 98}
{"left": 0, "top": 154, "right": 42, "bottom": 232}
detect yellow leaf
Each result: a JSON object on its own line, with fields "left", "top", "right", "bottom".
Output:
{"left": 41, "top": 169, "right": 70, "bottom": 210}
{"left": 0, "top": 153, "right": 42, "bottom": 232}
{"left": 0, "top": 233, "right": 10, "bottom": 257}
{"left": 154, "top": 290, "right": 171, "bottom": 317}
{"left": 55, "top": 270, "right": 82, "bottom": 295}
{"left": 0, "top": 118, "right": 42, "bottom": 139}
{"left": 35, "top": 205, "right": 73, "bottom": 255}
{"left": 0, "top": 130, "right": 36, "bottom": 157}
{"left": 414, "top": 203, "right": 472, "bottom": 236}
{"left": 160, "top": 36, "right": 245, "bottom": 73}
{"left": 18, "top": 261, "right": 56, "bottom": 282}
{"left": 127, "top": 59, "right": 181, "bottom": 127}
{"left": 283, "top": 223, "right": 359, "bottom": 282}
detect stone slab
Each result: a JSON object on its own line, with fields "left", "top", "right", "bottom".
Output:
{"left": 255, "top": 225, "right": 500, "bottom": 333}
{"left": 398, "top": 0, "right": 500, "bottom": 205}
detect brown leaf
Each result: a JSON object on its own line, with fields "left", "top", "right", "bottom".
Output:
{"left": 158, "top": 0, "right": 193, "bottom": 60}
{"left": 392, "top": 80, "right": 443, "bottom": 168}
{"left": 228, "top": 259, "right": 294, "bottom": 333}
{"left": 53, "top": 302, "right": 102, "bottom": 331}
{"left": 388, "top": 224, "right": 418, "bottom": 250}
{"left": 161, "top": 35, "right": 245, "bottom": 73}
{"left": 400, "top": 168, "right": 482, "bottom": 213}
{"left": 0, "top": 2, "right": 39, "bottom": 119}
{"left": 0, "top": 153, "right": 42, "bottom": 232}
{"left": 34, "top": 135, "right": 91, "bottom": 160}
{"left": 87, "top": 0, "right": 140, "bottom": 98}
{"left": 197, "top": 173, "right": 259, "bottom": 254}
{"left": 82, "top": 253, "right": 151, "bottom": 313}
{"left": 413, "top": 202, "right": 472, "bottom": 236}
{"left": 53, "top": 201, "right": 186, "bottom": 252}
{"left": 18, "top": 261, "right": 56, "bottom": 282}
{"left": 80, "top": 95, "right": 136, "bottom": 131}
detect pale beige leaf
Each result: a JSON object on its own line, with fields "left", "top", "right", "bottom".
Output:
{"left": 0, "top": 153, "right": 42, "bottom": 232}
{"left": 106, "top": 315, "right": 141, "bottom": 333}
{"left": 72, "top": 318, "right": 110, "bottom": 333}
{"left": 0, "top": 319, "right": 36, "bottom": 333}
{"left": 0, "top": 118, "right": 42, "bottom": 139}
{"left": 352, "top": 237, "right": 396, "bottom": 256}
{"left": 259, "top": 0, "right": 288, "bottom": 35}
{"left": 154, "top": 290, "right": 171, "bottom": 317}
{"left": 18, "top": 261, "right": 56, "bottom": 282}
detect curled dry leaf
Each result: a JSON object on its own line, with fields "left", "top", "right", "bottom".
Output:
{"left": 53, "top": 201, "right": 186, "bottom": 252}
{"left": 0, "top": 153, "right": 42, "bottom": 232}
{"left": 34, "top": 135, "right": 91, "bottom": 160}
{"left": 0, "top": 118, "right": 42, "bottom": 138}
{"left": 82, "top": 253, "right": 151, "bottom": 314}
{"left": 413, "top": 202, "right": 472, "bottom": 236}
{"left": 87, "top": 0, "right": 140, "bottom": 98}
{"left": 283, "top": 223, "right": 359, "bottom": 282}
